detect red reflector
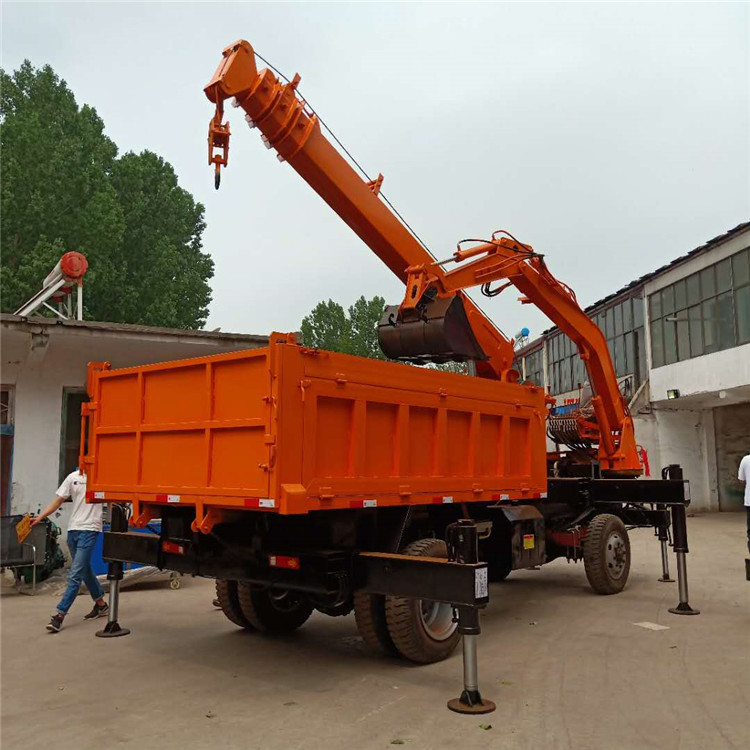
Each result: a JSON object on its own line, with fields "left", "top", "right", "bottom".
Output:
{"left": 155, "top": 493, "right": 181, "bottom": 503}
{"left": 244, "top": 498, "right": 275, "bottom": 509}
{"left": 162, "top": 541, "right": 185, "bottom": 555}
{"left": 86, "top": 491, "right": 94, "bottom": 499}
{"left": 349, "top": 499, "right": 377, "bottom": 509}
{"left": 269, "top": 555, "right": 300, "bottom": 570}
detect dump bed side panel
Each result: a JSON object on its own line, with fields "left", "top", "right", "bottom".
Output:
{"left": 272, "top": 345, "right": 547, "bottom": 513}
{"left": 86, "top": 348, "right": 273, "bottom": 512}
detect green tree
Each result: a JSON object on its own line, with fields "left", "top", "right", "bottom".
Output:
{"left": 300, "top": 295, "right": 386, "bottom": 358}
{"left": 430, "top": 360, "right": 470, "bottom": 375}
{"left": 1, "top": 61, "right": 213, "bottom": 328}
{"left": 106, "top": 151, "right": 213, "bottom": 327}
{"left": 347, "top": 295, "right": 386, "bottom": 359}
{"left": 300, "top": 299, "right": 352, "bottom": 353}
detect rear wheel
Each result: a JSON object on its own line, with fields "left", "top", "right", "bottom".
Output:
{"left": 237, "top": 583, "right": 314, "bottom": 633}
{"left": 215, "top": 579, "right": 256, "bottom": 630}
{"left": 488, "top": 559, "right": 512, "bottom": 582}
{"left": 354, "top": 592, "right": 398, "bottom": 656}
{"left": 584, "top": 514, "right": 631, "bottom": 594}
{"left": 384, "top": 539, "right": 461, "bottom": 664}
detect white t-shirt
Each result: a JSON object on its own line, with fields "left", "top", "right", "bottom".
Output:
{"left": 56, "top": 470, "right": 103, "bottom": 532}
{"left": 739, "top": 455, "right": 750, "bottom": 508}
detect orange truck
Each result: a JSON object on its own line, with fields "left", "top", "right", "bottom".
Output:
{"left": 88, "top": 40, "right": 698, "bottom": 714}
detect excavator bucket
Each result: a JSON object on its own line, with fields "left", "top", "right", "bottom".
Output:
{"left": 378, "top": 295, "right": 488, "bottom": 364}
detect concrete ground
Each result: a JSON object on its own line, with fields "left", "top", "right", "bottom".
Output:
{"left": 2, "top": 513, "right": 749, "bottom": 750}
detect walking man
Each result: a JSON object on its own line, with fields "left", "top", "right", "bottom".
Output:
{"left": 739, "top": 452, "right": 750, "bottom": 554}
{"left": 31, "top": 468, "right": 108, "bottom": 632}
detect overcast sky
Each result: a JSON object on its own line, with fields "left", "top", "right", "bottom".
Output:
{"left": 3, "top": 2, "right": 748, "bottom": 341}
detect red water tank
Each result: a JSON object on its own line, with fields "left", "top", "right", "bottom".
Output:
{"left": 59, "top": 251, "right": 88, "bottom": 281}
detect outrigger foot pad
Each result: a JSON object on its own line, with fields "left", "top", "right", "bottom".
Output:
{"left": 668, "top": 602, "right": 700, "bottom": 616}
{"left": 447, "top": 690, "right": 496, "bottom": 715}
{"left": 95, "top": 621, "right": 131, "bottom": 637}
{"left": 658, "top": 576, "right": 675, "bottom": 583}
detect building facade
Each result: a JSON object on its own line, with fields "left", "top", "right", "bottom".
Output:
{"left": 517, "top": 222, "right": 750, "bottom": 512}
{"left": 1, "top": 315, "right": 267, "bottom": 533}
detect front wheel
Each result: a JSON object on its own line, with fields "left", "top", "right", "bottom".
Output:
{"left": 384, "top": 538, "right": 461, "bottom": 664}
{"left": 583, "top": 514, "right": 631, "bottom": 594}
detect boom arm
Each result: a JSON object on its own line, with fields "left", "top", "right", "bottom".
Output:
{"left": 204, "top": 40, "right": 516, "bottom": 380}
{"left": 204, "top": 40, "right": 640, "bottom": 474}
{"left": 397, "top": 235, "right": 641, "bottom": 474}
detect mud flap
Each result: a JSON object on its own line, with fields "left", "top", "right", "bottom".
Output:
{"left": 495, "top": 505, "right": 546, "bottom": 569}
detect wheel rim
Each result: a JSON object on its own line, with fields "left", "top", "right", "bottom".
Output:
{"left": 268, "top": 589, "right": 302, "bottom": 613}
{"left": 605, "top": 532, "right": 627, "bottom": 579}
{"left": 419, "top": 599, "right": 457, "bottom": 641}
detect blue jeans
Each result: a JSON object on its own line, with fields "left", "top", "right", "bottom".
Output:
{"left": 57, "top": 530, "right": 104, "bottom": 615}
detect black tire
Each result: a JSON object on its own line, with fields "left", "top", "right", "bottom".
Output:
{"left": 315, "top": 596, "right": 354, "bottom": 618}
{"left": 583, "top": 514, "right": 631, "bottom": 595}
{"left": 384, "top": 539, "right": 461, "bottom": 664}
{"left": 237, "top": 583, "right": 314, "bottom": 633}
{"left": 488, "top": 559, "right": 512, "bottom": 582}
{"left": 354, "top": 592, "right": 398, "bottom": 656}
{"left": 215, "top": 579, "right": 256, "bottom": 630}
{"left": 480, "top": 516, "right": 513, "bottom": 582}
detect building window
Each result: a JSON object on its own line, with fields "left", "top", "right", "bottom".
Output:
{"left": 1, "top": 387, "right": 15, "bottom": 515}
{"left": 59, "top": 389, "right": 88, "bottom": 484}
{"left": 546, "top": 293, "right": 645, "bottom": 396}
{"left": 0, "top": 388, "right": 13, "bottom": 426}
{"left": 733, "top": 248, "right": 750, "bottom": 345}
{"left": 648, "top": 246, "right": 750, "bottom": 367}
{"left": 522, "top": 347, "right": 544, "bottom": 387}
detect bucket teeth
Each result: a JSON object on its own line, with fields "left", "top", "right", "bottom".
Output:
{"left": 377, "top": 295, "right": 487, "bottom": 364}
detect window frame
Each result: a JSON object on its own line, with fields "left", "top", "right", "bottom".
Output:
{"left": 59, "top": 387, "right": 89, "bottom": 485}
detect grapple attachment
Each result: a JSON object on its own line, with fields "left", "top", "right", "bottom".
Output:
{"left": 377, "top": 294, "right": 488, "bottom": 364}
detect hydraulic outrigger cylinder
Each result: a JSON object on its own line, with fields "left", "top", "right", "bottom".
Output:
{"left": 659, "top": 465, "right": 699, "bottom": 615}
{"left": 446, "top": 520, "right": 495, "bottom": 715}
{"left": 96, "top": 504, "right": 131, "bottom": 638}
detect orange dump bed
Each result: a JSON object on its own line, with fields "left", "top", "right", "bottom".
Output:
{"left": 83, "top": 335, "right": 547, "bottom": 519}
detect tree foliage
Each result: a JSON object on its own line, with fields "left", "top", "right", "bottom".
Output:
{"left": 300, "top": 296, "right": 387, "bottom": 359}
{"left": 348, "top": 295, "right": 388, "bottom": 360}
{"left": 1, "top": 61, "right": 213, "bottom": 328}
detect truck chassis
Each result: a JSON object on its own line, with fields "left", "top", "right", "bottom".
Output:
{"left": 99, "top": 468, "right": 697, "bottom": 713}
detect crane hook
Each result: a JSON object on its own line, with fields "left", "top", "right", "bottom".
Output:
{"left": 207, "top": 104, "right": 230, "bottom": 191}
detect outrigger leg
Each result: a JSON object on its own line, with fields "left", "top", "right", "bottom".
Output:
{"left": 663, "top": 467, "right": 699, "bottom": 616}
{"left": 657, "top": 521, "right": 674, "bottom": 582}
{"left": 446, "top": 520, "right": 495, "bottom": 715}
{"left": 96, "top": 504, "right": 131, "bottom": 637}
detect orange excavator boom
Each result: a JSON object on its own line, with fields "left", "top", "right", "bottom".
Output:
{"left": 204, "top": 39, "right": 641, "bottom": 475}
{"left": 394, "top": 235, "right": 641, "bottom": 473}
{"left": 204, "top": 39, "right": 516, "bottom": 381}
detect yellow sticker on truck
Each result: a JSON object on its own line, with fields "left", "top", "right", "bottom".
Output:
{"left": 523, "top": 534, "right": 535, "bottom": 550}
